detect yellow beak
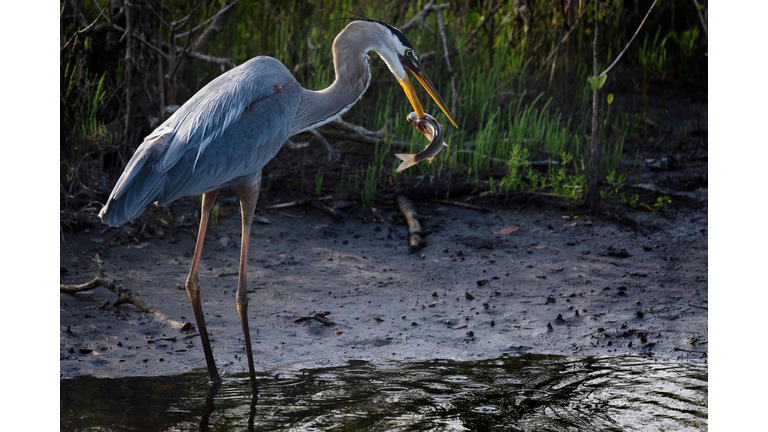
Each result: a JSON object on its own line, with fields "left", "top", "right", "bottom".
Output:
{"left": 400, "top": 58, "right": 458, "bottom": 129}
{"left": 399, "top": 75, "right": 425, "bottom": 119}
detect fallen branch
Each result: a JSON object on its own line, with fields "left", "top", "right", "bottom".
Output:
{"left": 397, "top": 195, "right": 425, "bottom": 251}
{"left": 433, "top": 199, "right": 492, "bottom": 212}
{"left": 293, "top": 311, "right": 334, "bottom": 326}
{"left": 330, "top": 117, "right": 387, "bottom": 138}
{"left": 60, "top": 256, "right": 191, "bottom": 330}
{"left": 308, "top": 129, "right": 340, "bottom": 162}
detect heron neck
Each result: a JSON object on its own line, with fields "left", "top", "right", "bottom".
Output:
{"left": 290, "top": 36, "right": 372, "bottom": 136}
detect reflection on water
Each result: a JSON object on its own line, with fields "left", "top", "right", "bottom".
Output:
{"left": 60, "top": 354, "right": 707, "bottom": 431}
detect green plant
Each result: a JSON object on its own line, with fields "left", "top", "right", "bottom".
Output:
{"left": 361, "top": 164, "right": 377, "bottom": 208}
{"left": 620, "top": 193, "right": 672, "bottom": 211}
{"left": 210, "top": 203, "right": 219, "bottom": 236}
{"left": 639, "top": 28, "right": 670, "bottom": 81}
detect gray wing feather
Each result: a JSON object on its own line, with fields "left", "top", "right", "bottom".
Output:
{"left": 100, "top": 56, "right": 300, "bottom": 226}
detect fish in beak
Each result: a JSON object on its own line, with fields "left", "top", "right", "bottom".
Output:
{"left": 398, "top": 54, "right": 458, "bottom": 129}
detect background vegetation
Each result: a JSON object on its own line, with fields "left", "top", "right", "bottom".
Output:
{"left": 60, "top": 0, "right": 707, "bottom": 223}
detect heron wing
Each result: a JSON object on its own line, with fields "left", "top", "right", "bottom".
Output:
{"left": 101, "top": 56, "right": 301, "bottom": 226}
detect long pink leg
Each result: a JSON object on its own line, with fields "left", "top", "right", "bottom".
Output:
{"left": 236, "top": 171, "right": 262, "bottom": 390}
{"left": 185, "top": 190, "right": 222, "bottom": 385}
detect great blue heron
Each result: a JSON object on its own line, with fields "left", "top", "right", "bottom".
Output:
{"left": 99, "top": 19, "right": 456, "bottom": 388}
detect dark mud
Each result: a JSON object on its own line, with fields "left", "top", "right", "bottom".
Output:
{"left": 60, "top": 182, "right": 707, "bottom": 379}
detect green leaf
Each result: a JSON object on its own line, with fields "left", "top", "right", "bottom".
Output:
{"left": 588, "top": 76, "right": 599, "bottom": 91}
{"left": 607, "top": 93, "right": 614, "bottom": 105}
{"left": 598, "top": 74, "right": 608, "bottom": 89}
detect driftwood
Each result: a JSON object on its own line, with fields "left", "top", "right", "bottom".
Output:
{"left": 60, "top": 255, "right": 191, "bottom": 330}
{"left": 397, "top": 195, "right": 426, "bottom": 251}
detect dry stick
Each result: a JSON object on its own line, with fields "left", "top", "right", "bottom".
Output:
{"left": 432, "top": 199, "right": 492, "bottom": 213}
{"left": 175, "top": 0, "right": 241, "bottom": 40}
{"left": 311, "top": 201, "right": 343, "bottom": 220}
{"left": 93, "top": 0, "right": 234, "bottom": 71}
{"left": 539, "top": 7, "right": 588, "bottom": 72}
{"left": 588, "top": 0, "right": 658, "bottom": 213}
{"left": 398, "top": 0, "right": 437, "bottom": 32}
{"left": 60, "top": 258, "right": 191, "bottom": 330}
{"left": 587, "top": 0, "right": 599, "bottom": 213}
{"left": 123, "top": 0, "right": 133, "bottom": 152}
{"left": 691, "top": 0, "right": 708, "bottom": 45}
{"left": 420, "top": 3, "right": 502, "bottom": 61}
{"left": 397, "top": 195, "right": 425, "bottom": 251}
{"left": 597, "top": 0, "right": 658, "bottom": 79}
{"left": 265, "top": 195, "right": 334, "bottom": 210}
{"left": 436, "top": 7, "right": 457, "bottom": 120}
{"left": 331, "top": 117, "right": 387, "bottom": 138}
{"left": 58, "top": 0, "right": 110, "bottom": 51}
{"left": 308, "top": 129, "right": 340, "bottom": 162}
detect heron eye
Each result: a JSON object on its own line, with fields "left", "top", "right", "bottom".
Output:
{"left": 405, "top": 50, "right": 413, "bottom": 57}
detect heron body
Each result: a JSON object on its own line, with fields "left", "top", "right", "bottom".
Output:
{"left": 99, "top": 19, "right": 456, "bottom": 388}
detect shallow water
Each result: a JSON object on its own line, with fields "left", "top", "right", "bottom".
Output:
{"left": 60, "top": 354, "right": 707, "bottom": 431}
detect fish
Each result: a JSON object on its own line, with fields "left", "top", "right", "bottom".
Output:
{"left": 394, "top": 112, "right": 447, "bottom": 172}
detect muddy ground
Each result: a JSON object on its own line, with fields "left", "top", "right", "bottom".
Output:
{"left": 60, "top": 87, "right": 707, "bottom": 379}
{"left": 60, "top": 180, "right": 707, "bottom": 379}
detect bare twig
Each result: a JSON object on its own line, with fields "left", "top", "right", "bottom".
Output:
{"left": 175, "top": 0, "right": 241, "bottom": 40}
{"left": 311, "top": 201, "right": 343, "bottom": 220}
{"left": 330, "top": 117, "right": 388, "bottom": 138}
{"left": 265, "top": 195, "right": 333, "bottom": 210}
{"left": 432, "top": 199, "right": 492, "bottom": 213}
{"left": 540, "top": 7, "right": 587, "bottom": 72}
{"left": 587, "top": 0, "right": 599, "bottom": 213}
{"left": 436, "top": 6, "right": 457, "bottom": 115}
{"left": 124, "top": 0, "right": 133, "bottom": 147}
{"left": 691, "top": 0, "right": 708, "bottom": 45}
{"left": 399, "top": 1, "right": 450, "bottom": 33}
{"left": 397, "top": 195, "right": 425, "bottom": 251}
{"left": 60, "top": 256, "right": 191, "bottom": 330}
{"left": 598, "top": 0, "right": 658, "bottom": 78}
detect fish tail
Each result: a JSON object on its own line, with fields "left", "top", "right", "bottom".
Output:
{"left": 394, "top": 153, "right": 419, "bottom": 172}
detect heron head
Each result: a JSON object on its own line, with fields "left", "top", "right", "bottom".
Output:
{"left": 366, "top": 21, "right": 458, "bottom": 129}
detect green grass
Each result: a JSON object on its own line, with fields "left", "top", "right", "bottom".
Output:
{"left": 61, "top": 0, "right": 705, "bottom": 210}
